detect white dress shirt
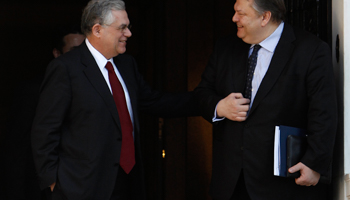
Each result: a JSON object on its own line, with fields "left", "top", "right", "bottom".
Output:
{"left": 213, "top": 22, "right": 284, "bottom": 122}
{"left": 85, "top": 38, "right": 134, "bottom": 125}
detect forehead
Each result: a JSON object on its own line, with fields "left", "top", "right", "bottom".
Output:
{"left": 110, "top": 10, "right": 129, "bottom": 25}
{"left": 234, "top": 0, "right": 253, "bottom": 11}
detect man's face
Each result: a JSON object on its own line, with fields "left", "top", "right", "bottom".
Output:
{"left": 232, "top": 0, "right": 263, "bottom": 44}
{"left": 62, "top": 33, "right": 85, "bottom": 54}
{"left": 99, "top": 10, "right": 132, "bottom": 59}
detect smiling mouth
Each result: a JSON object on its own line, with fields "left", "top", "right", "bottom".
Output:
{"left": 237, "top": 25, "right": 243, "bottom": 28}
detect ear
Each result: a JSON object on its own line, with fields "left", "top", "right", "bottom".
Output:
{"left": 261, "top": 11, "right": 272, "bottom": 26}
{"left": 91, "top": 24, "right": 103, "bottom": 38}
{"left": 52, "top": 48, "right": 61, "bottom": 58}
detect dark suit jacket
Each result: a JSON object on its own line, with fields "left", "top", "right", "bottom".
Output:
{"left": 195, "top": 23, "right": 337, "bottom": 200}
{"left": 31, "top": 42, "right": 195, "bottom": 199}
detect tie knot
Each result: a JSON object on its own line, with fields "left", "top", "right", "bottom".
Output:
{"left": 253, "top": 44, "right": 261, "bottom": 53}
{"left": 105, "top": 61, "right": 114, "bottom": 71}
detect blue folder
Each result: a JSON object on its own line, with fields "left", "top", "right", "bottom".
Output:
{"left": 278, "top": 125, "right": 306, "bottom": 177}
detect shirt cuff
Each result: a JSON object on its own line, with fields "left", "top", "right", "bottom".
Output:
{"left": 212, "top": 103, "right": 225, "bottom": 122}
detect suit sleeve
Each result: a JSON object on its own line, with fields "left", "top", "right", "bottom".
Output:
{"left": 301, "top": 41, "right": 337, "bottom": 179}
{"left": 194, "top": 41, "right": 224, "bottom": 122}
{"left": 31, "top": 59, "right": 71, "bottom": 190}
{"left": 129, "top": 57, "right": 199, "bottom": 117}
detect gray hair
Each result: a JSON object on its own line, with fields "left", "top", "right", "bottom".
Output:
{"left": 81, "top": 0, "right": 126, "bottom": 35}
{"left": 251, "top": 0, "right": 286, "bottom": 23}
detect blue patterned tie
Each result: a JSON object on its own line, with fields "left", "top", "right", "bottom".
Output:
{"left": 244, "top": 44, "right": 261, "bottom": 100}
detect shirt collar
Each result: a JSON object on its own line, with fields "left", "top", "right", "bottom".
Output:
{"left": 85, "top": 38, "right": 113, "bottom": 69}
{"left": 252, "top": 22, "right": 284, "bottom": 53}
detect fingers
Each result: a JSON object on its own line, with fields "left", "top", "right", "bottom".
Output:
{"left": 226, "top": 114, "right": 248, "bottom": 121}
{"left": 50, "top": 182, "right": 56, "bottom": 192}
{"left": 289, "top": 162, "right": 320, "bottom": 186}
{"left": 217, "top": 93, "right": 250, "bottom": 121}
{"left": 229, "top": 93, "right": 250, "bottom": 106}
{"left": 288, "top": 162, "right": 302, "bottom": 174}
{"left": 227, "top": 111, "right": 248, "bottom": 121}
{"left": 230, "top": 92, "right": 244, "bottom": 99}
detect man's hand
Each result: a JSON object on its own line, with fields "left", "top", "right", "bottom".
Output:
{"left": 288, "top": 162, "right": 320, "bottom": 186}
{"left": 216, "top": 93, "right": 250, "bottom": 121}
{"left": 50, "top": 182, "right": 56, "bottom": 192}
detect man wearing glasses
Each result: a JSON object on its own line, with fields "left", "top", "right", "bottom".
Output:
{"left": 31, "top": 0, "right": 195, "bottom": 199}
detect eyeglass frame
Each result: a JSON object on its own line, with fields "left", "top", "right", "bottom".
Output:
{"left": 101, "top": 23, "right": 132, "bottom": 33}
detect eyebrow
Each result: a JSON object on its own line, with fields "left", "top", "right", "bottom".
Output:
{"left": 119, "top": 23, "right": 130, "bottom": 27}
{"left": 234, "top": 5, "right": 242, "bottom": 12}
{"left": 235, "top": 9, "right": 244, "bottom": 14}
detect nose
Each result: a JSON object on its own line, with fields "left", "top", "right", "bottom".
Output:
{"left": 124, "top": 27, "right": 132, "bottom": 37}
{"left": 232, "top": 12, "right": 238, "bottom": 23}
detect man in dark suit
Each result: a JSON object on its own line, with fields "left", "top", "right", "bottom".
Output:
{"left": 195, "top": 0, "right": 337, "bottom": 199}
{"left": 31, "top": 0, "right": 195, "bottom": 199}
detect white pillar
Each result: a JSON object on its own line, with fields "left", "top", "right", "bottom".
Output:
{"left": 333, "top": 0, "right": 349, "bottom": 199}
{"left": 344, "top": 0, "right": 350, "bottom": 178}
{"left": 344, "top": 0, "right": 350, "bottom": 199}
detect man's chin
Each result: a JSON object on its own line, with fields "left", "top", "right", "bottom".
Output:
{"left": 236, "top": 31, "right": 243, "bottom": 38}
{"left": 237, "top": 34, "right": 245, "bottom": 41}
{"left": 117, "top": 49, "right": 127, "bottom": 55}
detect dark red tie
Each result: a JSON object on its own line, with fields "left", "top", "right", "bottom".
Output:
{"left": 105, "top": 61, "right": 135, "bottom": 174}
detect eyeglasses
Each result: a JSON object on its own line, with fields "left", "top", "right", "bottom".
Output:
{"left": 118, "top": 24, "right": 132, "bottom": 32}
{"left": 102, "top": 23, "right": 132, "bottom": 33}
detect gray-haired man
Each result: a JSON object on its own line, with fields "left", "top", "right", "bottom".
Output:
{"left": 31, "top": 0, "right": 196, "bottom": 199}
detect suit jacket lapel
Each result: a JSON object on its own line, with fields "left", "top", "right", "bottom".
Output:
{"left": 249, "top": 24, "right": 296, "bottom": 115}
{"left": 80, "top": 43, "right": 122, "bottom": 132}
{"left": 232, "top": 41, "right": 250, "bottom": 94}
